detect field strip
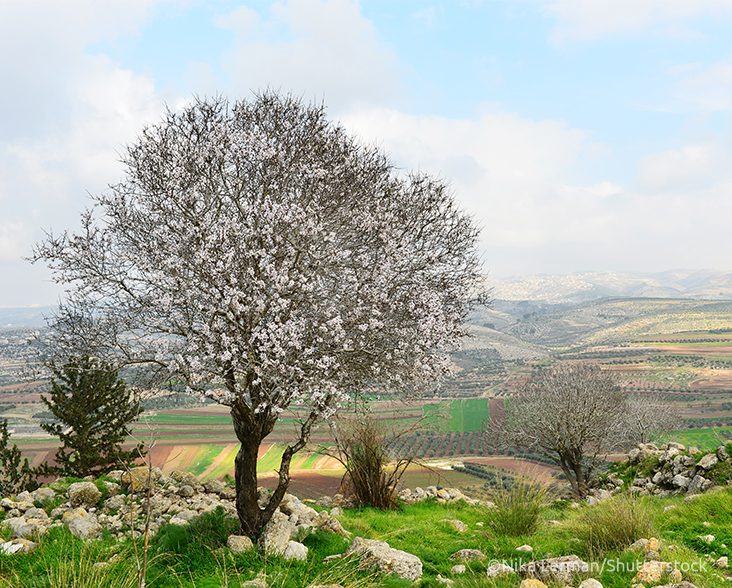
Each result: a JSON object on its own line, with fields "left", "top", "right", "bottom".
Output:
{"left": 200, "top": 443, "right": 238, "bottom": 480}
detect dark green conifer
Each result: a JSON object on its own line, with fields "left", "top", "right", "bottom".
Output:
{"left": 40, "top": 356, "right": 143, "bottom": 477}
{"left": 0, "top": 419, "right": 35, "bottom": 495}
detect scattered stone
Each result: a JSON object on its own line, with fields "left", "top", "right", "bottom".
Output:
{"left": 31, "top": 487, "right": 56, "bottom": 504}
{"left": 578, "top": 579, "right": 603, "bottom": 588}
{"left": 283, "top": 540, "right": 308, "bottom": 561}
{"left": 121, "top": 466, "right": 162, "bottom": 493}
{"left": 449, "top": 548, "right": 486, "bottom": 562}
{"left": 516, "top": 544, "right": 534, "bottom": 552}
{"left": 697, "top": 454, "right": 719, "bottom": 470}
{"left": 257, "top": 513, "right": 296, "bottom": 556}
{"left": 241, "top": 571, "right": 268, "bottom": 588}
{"left": 715, "top": 556, "right": 728, "bottom": 569}
{"left": 520, "top": 580, "right": 548, "bottom": 588}
{"left": 687, "top": 475, "right": 709, "bottom": 495}
{"left": 698, "top": 534, "right": 715, "bottom": 544}
{"left": 314, "top": 510, "right": 351, "bottom": 537}
{"left": 203, "top": 479, "right": 225, "bottom": 495}
{"left": 178, "top": 485, "right": 195, "bottom": 498}
{"left": 633, "top": 561, "right": 670, "bottom": 585}
{"left": 64, "top": 508, "right": 102, "bottom": 540}
{"left": 0, "top": 538, "right": 37, "bottom": 555}
{"left": 345, "top": 537, "right": 422, "bottom": 581}
{"left": 672, "top": 475, "right": 691, "bottom": 489}
{"left": 439, "top": 519, "right": 467, "bottom": 533}
{"left": 227, "top": 535, "right": 254, "bottom": 553}
{"left": 486, "top": 563, "right": 515, "bottom": 578}
{"left": 450, "top": 564, "right": 466, "bottom": 574}
{"left": 436, "top": 574, "right": 454, "bottom": 586}
{"left": 717, "top": 445, "right": 730, "bottom": 462}
{"left": 520, "top": 555, "right": 589, "bottom": 584}
{"left": 68, "top": 482, "right": 102, "bottom": 509}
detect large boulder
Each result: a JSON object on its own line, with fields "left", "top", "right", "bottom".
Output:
{"left": 283, "top": 540, "right": 308, "bottom": 561}
{"left": 64, "top": 508, "right": 102, "bottom": 540}
{"left": 345, "top": 537, "right": 422, "bottom": 581}
{"left": 449, "top": 548, "right": 486, "bottom": 562}
{"left": 257, "top": 512, "right": 296, "bottom": 556}
{"left": 68, "top": 482, "right": 102, "bottom": 509}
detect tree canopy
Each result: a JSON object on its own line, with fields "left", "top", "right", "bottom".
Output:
{"left": 32, "top": 92, "right": 487, "bottom": 539}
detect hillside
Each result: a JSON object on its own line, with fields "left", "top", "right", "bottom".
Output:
{"left": 489, "top": 269, "right": 732, "bottom": 303}
{"left": 465, "top": 298, "right": 732, "bottom": 350}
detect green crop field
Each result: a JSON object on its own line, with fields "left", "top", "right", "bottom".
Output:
{"left": 423, "top": 398, "right": 491, "bottom": 432}
{"left": 450, "top": 398, "right": 491, "bottom": 431}
{"left": 141, "top": 414, "right": 232, "bottom": 425}
{"left": 203, "top": 445, "right": 239, "bottom": 480}
{"left": 662, "top": 427, "right": 732, "bottom": 451}
{"left": 189, "top": 444, "right": 223, "bottom": 477}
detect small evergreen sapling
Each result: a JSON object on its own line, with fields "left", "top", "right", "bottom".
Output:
{"left": 39, "top": 356, "right": 143, "bottom": 477}
{"left": 0, "top": 419, "right": 36, "bottom": 495}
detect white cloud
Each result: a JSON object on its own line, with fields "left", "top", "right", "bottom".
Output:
{"left": 0, "top": 1, "right": 168, "bottom": 305}
{"left": 672, "top": 59, "right": 732, "bottom": 111}
{"left": 216, "top": 0, "right": 404, "bottom": 112}
{"left": 340, "top": 105, "right": 608, "bottom": 255}
{"left": 0, "top": 222, "right": 31, "bottom": 262}
{"left": 341, "top": 104, "right": 732, "bottom": 274}
{"left": 545, "top": 0, "right": 732, "bottom": 42}
{"left": 637, "top": 139, "right": 731, "bottom": 192}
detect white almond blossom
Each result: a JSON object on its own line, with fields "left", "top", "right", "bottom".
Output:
{"left": 32, "top": 92, "right": 487, "bottom": 539}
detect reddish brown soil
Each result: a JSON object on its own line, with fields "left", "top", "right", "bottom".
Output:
{"left": 463, "top": 457, "right": 558, "bottom": 482}
{"left": 258, "top": 472, "right": 342, "bottom": 500}
{"left": 690, "top": 376, "right": 732, "bottom": 390}
{"left": 488, "top": 398, "right": 505, "bottom": 426}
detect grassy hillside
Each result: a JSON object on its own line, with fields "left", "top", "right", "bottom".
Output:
{"left": 2, "top": 479, "right": 729, "bottom": 588}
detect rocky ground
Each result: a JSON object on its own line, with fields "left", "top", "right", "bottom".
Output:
{"left": 1, "top": 444, "right": 729, "bottom": 588}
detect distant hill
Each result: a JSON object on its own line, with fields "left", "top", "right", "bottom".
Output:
{"left": 0, "top": 306, "right": 53, "bottom": 330}
{"left": 488, "top": 269, "right": 732, "bottom": 303}
{"left": 466, "top": 298, "right": 732, "bottom": 352}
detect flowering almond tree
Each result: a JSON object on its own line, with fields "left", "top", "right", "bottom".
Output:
{"left": 32, "top": 92, "right": 487, "bottom": 540}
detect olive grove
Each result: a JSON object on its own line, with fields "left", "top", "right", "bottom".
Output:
{"left": 32, "top": 93, "right": 487, "bottom": 540}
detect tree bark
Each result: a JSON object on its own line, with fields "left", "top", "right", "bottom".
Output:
{"left": 231, "top": 404, "right": 264, "bottom": 539}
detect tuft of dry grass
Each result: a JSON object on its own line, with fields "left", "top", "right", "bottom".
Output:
{"left": 485, "top": 477, "right": 549, "bottom": 537}
{"left": 571, "top": 494, "right": 655, "bottom": 557}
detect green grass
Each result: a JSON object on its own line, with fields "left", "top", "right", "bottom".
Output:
{"left": 189, "top": 445, "right": 224, "bottom": 477}
{"left": 257, "top": 444, "right": 285, "bottom": 474}
{"left": 661, "top": 427, "right": 732, "bottom": 450}
{"left": 569, "top": 495, "right": 656, "bottom": 557}
{"left": 140, "top": 414, "right": 234, "bottom": 426}
{"left": 423, "top": 399, "right": 491, "bottom": 433}
{"left": 3, "top": 489, "right": 728, "bottom": 588}
{"left": 204, "top": 445, "right": 240, "bottom": 480}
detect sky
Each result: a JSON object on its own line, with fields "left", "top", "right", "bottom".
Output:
{"left": 2, "top": 0, "right": 732, "bottom": 307}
